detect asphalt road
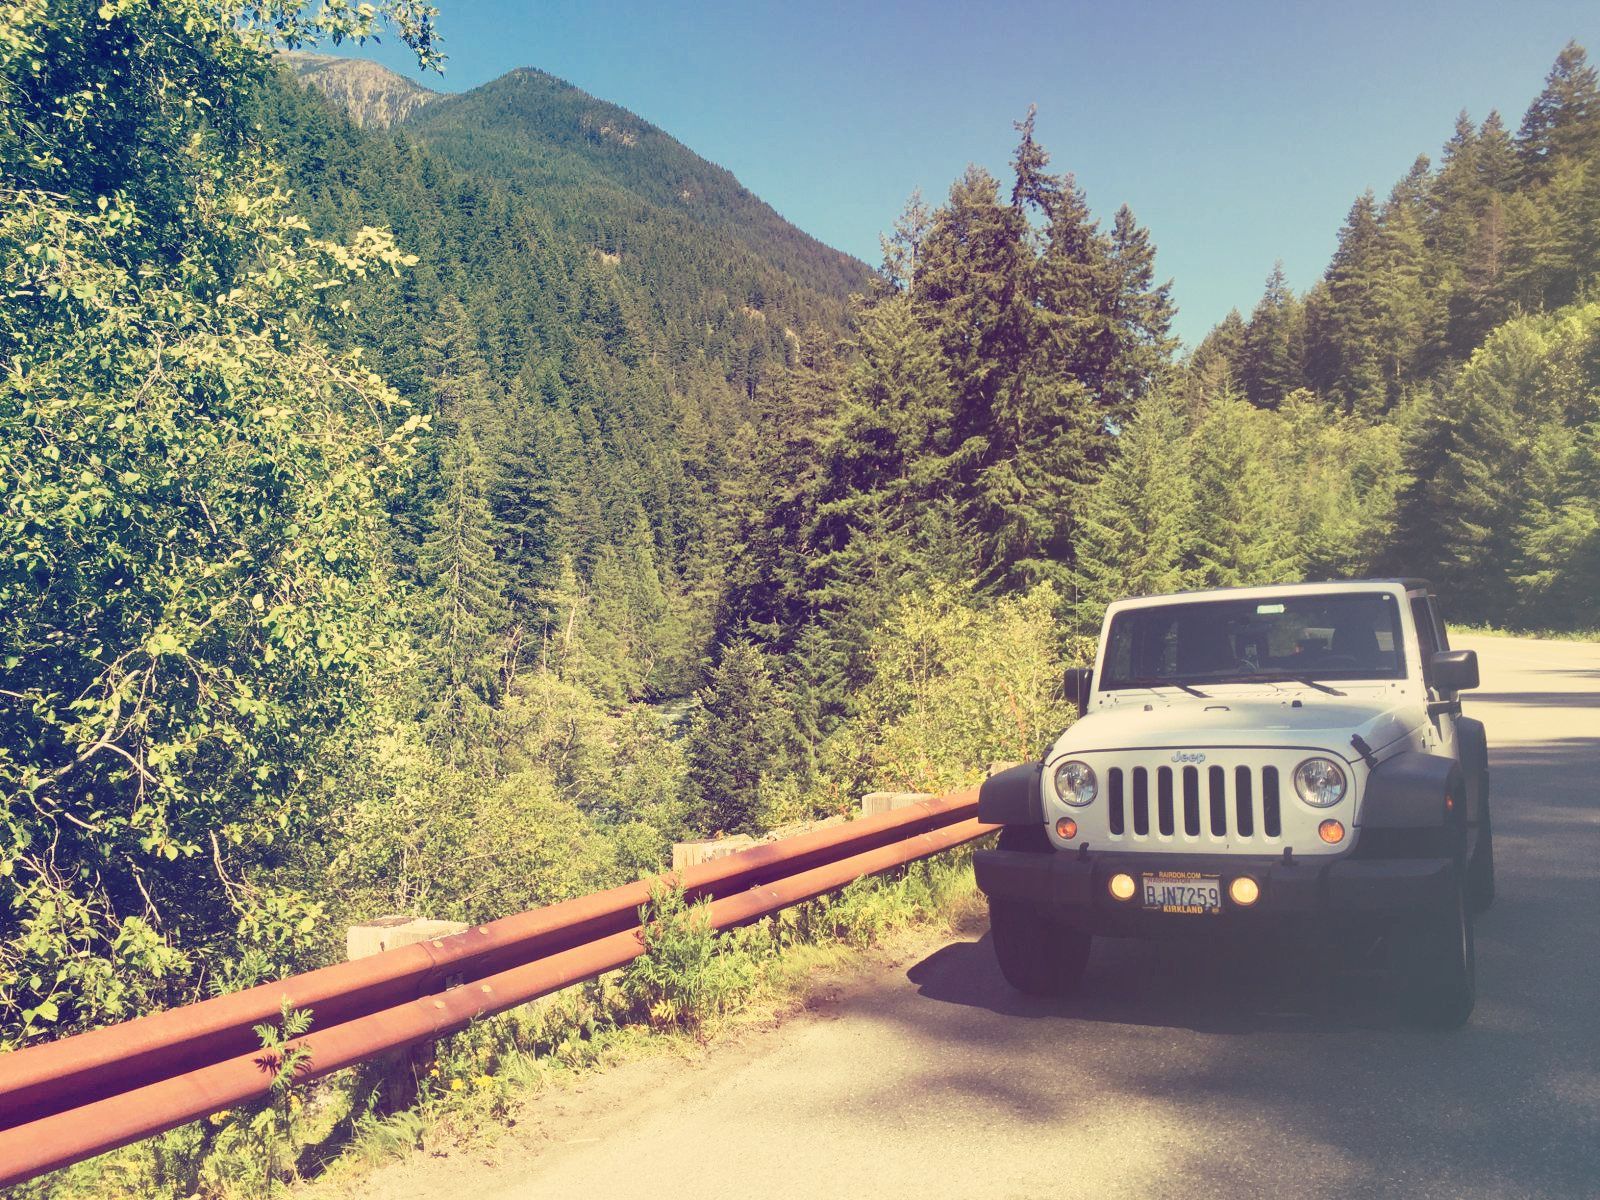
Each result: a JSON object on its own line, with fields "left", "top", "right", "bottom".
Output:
{"left": 396, "top": 635, "right": 1600, "bottom": 1200}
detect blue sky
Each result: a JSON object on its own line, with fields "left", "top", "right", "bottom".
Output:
{"left": 345, "top": 0, "right": 1600, "bottom": 345}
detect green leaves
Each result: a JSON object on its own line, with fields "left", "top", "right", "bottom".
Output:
{"left": 820, "top": 584, "right": 1077, "bottom": 800}
{"left": 0, "top": 1, "right": 435, "bottom": 1048}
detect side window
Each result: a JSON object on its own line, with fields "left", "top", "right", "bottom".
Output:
{"left": 1410, "top": 595, "right": 1439, "bottom": 681}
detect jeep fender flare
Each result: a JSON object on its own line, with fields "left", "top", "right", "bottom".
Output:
{"left": 1456, "top": 716, "right": 1490, "bottom": 823}
{"left": 1359, "top": 751, "right": 1466, "bottom": 830}
{"left": 978, "top": 761, "right": 1044, "bottom": 826}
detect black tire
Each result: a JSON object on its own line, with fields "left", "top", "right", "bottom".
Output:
{"left": 1467, "top": 788, "right": 1495, "bottom": 913}
{"left": 1458, "top": 720, "right": 1494, "bottom": 913}
{"left": 987, "top": 825, "right": 1091, "bottom": 996}
{"left": 1391, "top": 865, "right": 1476, "bottom": 1028}
{"left": 989, "top": 898, "right": 1092, "bottom": 996}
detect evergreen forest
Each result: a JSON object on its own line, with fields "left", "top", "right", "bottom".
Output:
{"left": 3, "top": 1, "right": 1598, "bottom": 1057}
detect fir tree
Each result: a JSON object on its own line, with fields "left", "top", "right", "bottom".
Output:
{"left": 1069, "top": 389, "right": 1196, "bottom": 629}
{"left": 804, "top": 294, "right": 957, "bottom": 696}
{"left": 1305, "top": 192, "right": 1386, "bottom": 413}
{"left": 914, "top": 164, "right": 1035, "bottom": 467}
{"left": 1371, "top": 179, "right": 1432, "bottom": 412}
{"left": 1191, "top": 309, "right": 1247, "bottom": 385}
{"left": 1513, "top": 414, "right": 1600, "bottom": 626}
{"left": 1239, "top": 263, "right": 1302, "bottom": 408}
{"left": 1476, "top": 111, "right": 1520, "bottom": 193}
{"left": 1186, "top": 392, "right": 1303, "bottom": 587}
{"left": 1009, "top": 105, "right": 1064, "bottom": 216}
{"left": 1516, "top": 41, "right": 1600, "bottom": 183}
{"left": 685, "top": 643, "right": 789, "bottom": 834}
{"left": 418, "top": 421, "right": 512, "bottom": 749}
{"left": 718, "top": 329, "right": 843, "bottom": 651}
{"left": 491, "top": 363, "right": 576, "bottom": 620}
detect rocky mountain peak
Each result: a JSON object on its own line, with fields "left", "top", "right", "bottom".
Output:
{"left": 280, "top": 52, "right": 441, "bottom": 128}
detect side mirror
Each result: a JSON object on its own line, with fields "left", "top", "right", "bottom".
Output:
{"left": 1064, "top": 667, "right": 1093, "bottom": 718}
{"left": 1431, "top": 649, "right": 1479, "bottom": 693}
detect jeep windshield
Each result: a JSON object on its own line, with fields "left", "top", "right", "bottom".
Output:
{"left": 1100, "top": 591, "right": 1407, "bottom": 691}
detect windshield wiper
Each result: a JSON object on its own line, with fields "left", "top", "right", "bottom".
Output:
{"left": 1122, "top": 676, "right": 1210, "bottom": 699}
{"left": 1270, "top": 674, "right": 1346, "bottom": 696}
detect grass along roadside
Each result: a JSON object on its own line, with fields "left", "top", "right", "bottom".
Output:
{"left": 15, "top": 845, "right": 989, "bottom": 1200}
{"left": 1450, "top": 623, "right": 1600, "bottom": 642}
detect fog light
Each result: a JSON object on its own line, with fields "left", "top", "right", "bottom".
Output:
{"left": 1229, "top": 876, "right": 1260, "bottom": 906}
{"left": 1318, "top": 819, "right": 1346, "bottom": 845}
{"left": 1109, "top": 873, "right": 1137, "bottom": 901}
{"left": 1056, "top": 817, "right": 1078, "bottom": 840}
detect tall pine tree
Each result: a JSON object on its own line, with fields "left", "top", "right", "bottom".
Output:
{"left": 1070, "top": 388, "right": 1196, "bottom": 629}
{"left": 418, "top": 421, "right": 512, "bottom": 752}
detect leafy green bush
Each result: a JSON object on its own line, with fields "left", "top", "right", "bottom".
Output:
{"left": 0, "top": 0, "right": 439, "bottom": 1050}
{"left": 621, "top": 882, "right": 764, "bottom": 1031}
{"left": 817, "top": 583, "right": 1080, "bottom": 803}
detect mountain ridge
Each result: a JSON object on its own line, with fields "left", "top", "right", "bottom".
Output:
{"left": 282, "top": 53, "right": 867, "bottom": 302}
{"left": 403, "top": 65, "right": 865, "bottom": 297}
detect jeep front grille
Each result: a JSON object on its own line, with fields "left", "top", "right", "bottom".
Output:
{"left": 1108, "top": 764, "right": 1284, "bottom": 844}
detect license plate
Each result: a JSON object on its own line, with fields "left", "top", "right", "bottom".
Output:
{"left": 1141, "top": 872, "right": 1222, "bottom": 914}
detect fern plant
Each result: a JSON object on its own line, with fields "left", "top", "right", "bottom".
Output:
{"left": 250, "top": 999, "right": 314, "bottom": 1196}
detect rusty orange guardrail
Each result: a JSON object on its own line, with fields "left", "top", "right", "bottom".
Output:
{"left": 0, "top": 790, "right": 994, "bottom": 1189}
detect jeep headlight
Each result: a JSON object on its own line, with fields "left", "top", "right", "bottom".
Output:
{"left": 1053, "top": 760, "right": 1096, "bottom": 807}
{"left": 1293, "top": 757, "right": 1347, "bottom": 807}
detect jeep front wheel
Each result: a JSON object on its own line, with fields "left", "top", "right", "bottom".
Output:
{"left": 1391, "top": 867, "right": 1476, "bottom": 1028}
{"left": 988, "top": 898, "right": 1091, "bottom": 996}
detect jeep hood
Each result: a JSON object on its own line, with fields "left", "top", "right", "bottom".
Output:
{"left": 1054, "top": 693, "right": 1417, "bottom": 760}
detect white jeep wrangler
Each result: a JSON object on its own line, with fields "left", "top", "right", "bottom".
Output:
{"left": 974, "top": 580, "right": 1491, "bottom": 1027}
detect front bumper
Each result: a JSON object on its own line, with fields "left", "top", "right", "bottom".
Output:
{"left": 973, "top": 844, "right": 1457, "bottom": 937}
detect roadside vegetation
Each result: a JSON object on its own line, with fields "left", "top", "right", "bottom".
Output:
{"left": 1449, "top": 624, "right": 1600, "bottom": 642}
{"left": 15, "top": 852, "right": 984, "bottom": 1200}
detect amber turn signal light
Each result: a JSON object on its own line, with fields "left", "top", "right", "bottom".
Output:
{"left": 1228, "top": 876, "right": 1260, "bottom": 906}
{"left": 1056, "top": 817, "right": 1078, "bottom": 840}
{"left": 1318, "top": 819, "right": 1346, "bottom": 845}
{"left": 1109, "top": 872, "right": 1137, "bottom": 901}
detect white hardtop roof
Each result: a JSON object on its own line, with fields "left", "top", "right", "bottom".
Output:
{"left": 1105, "top": 579, "right": 1425, "bottom": 613}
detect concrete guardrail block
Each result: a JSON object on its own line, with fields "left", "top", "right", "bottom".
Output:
{"left": 347, "top": 916, "right": 470, "bottom": 961}
{"left": 860, "top": 791, "right": 937, "bottom": 817}
{"left": 671, "top": 835, "right": 758, "bottom": 873}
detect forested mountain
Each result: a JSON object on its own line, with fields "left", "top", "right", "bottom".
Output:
{"left": 293, "top": 53, "right": 865, "bottom": 365}
{"left": 266, "top": 56, "right": 872, "bottom": 709}
{"left": 405, "top": 66, "right": 867, "bottom": 308}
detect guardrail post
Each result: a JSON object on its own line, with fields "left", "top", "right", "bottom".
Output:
{"left": 346, "top": 917, "right": 469, "bottom": 960}
{"left": 860, "top": 791, "right": 936, "bottom": 817}
{"left": 671, "top": 835, "right": 757, "bottom": 872}
{"left": 347, "top": 918, "right": 468, "bottom": 1112}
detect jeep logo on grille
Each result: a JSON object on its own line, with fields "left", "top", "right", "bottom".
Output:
{"left": 1171, "top": 751, "right": 1206, "bottom": 764}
